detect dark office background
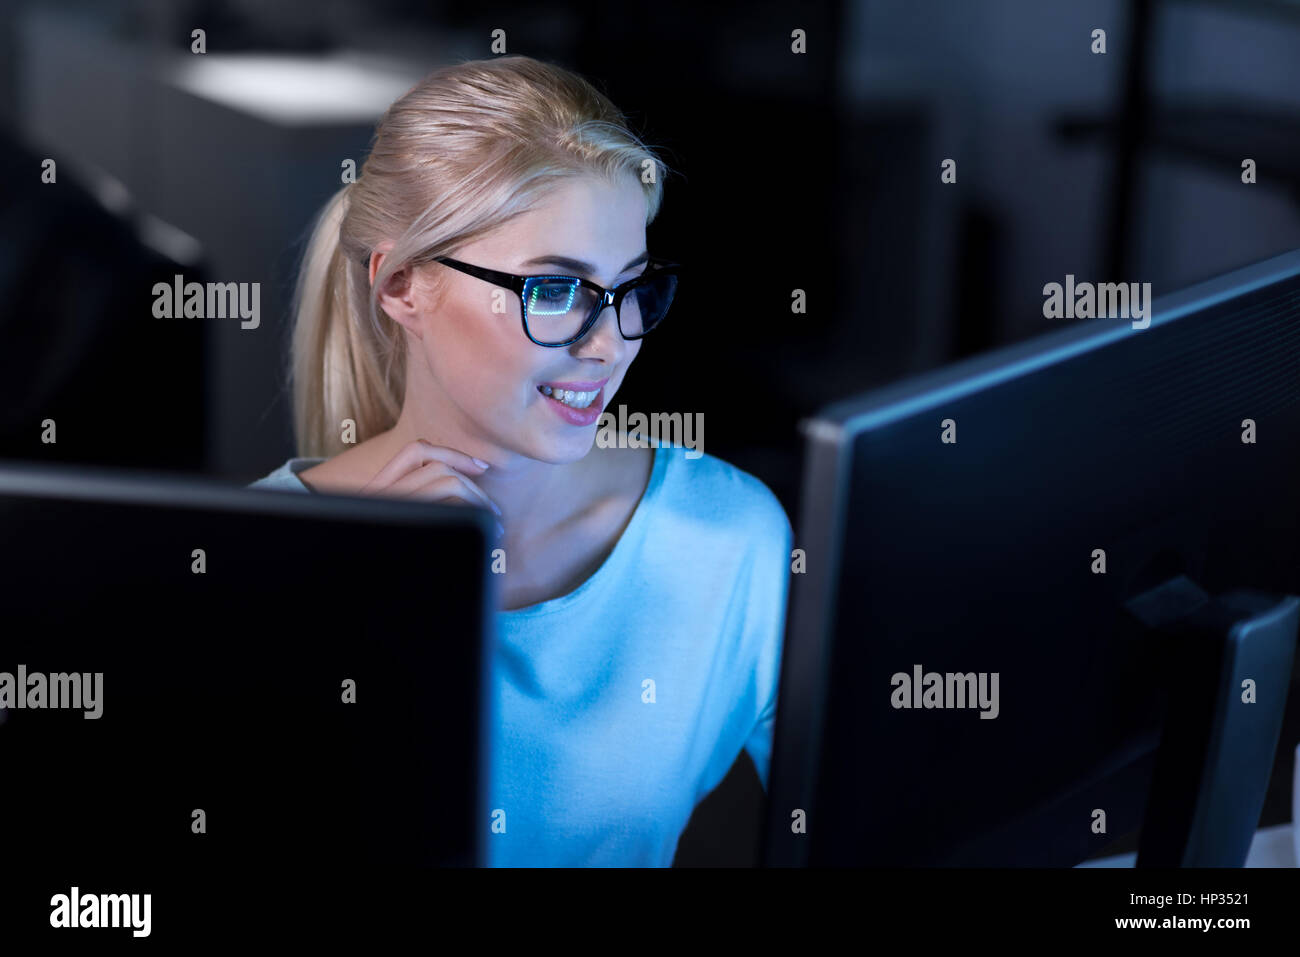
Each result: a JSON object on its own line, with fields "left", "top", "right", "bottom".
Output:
{"left": 2, "top": 0, "right": 1299, "bottom": 866}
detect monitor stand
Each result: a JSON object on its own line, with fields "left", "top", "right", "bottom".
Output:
{"left": 1125, "top": 576, "right": 1298, "bottom": 867}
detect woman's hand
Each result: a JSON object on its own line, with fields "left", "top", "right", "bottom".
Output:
{"left": 360, "top": 440, "right": 503, "bottom": 534}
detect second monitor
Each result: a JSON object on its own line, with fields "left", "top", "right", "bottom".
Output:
{"left": 764, "top": 248, "right": 1300, "bottom": 867}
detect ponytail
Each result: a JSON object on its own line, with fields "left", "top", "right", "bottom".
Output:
{"left": 290, "top": 184, "right": 402, "bottom": 458}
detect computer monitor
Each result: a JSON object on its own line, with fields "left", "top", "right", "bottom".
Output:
{"left": 0, "top": 461, "right": 495, "bottom": 867}
{"left": 763, "top": 248, "right": 1300, "bottom": 867}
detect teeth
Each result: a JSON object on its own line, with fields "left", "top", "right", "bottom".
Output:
{"left": 540, "top": 385, "right": 598, "bottom": 409}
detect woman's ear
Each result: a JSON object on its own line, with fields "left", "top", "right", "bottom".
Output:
{"left": 369, "top": 241, "right": 423, "bottom": 335}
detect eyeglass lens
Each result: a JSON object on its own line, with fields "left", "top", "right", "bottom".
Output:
{"left": 524, "top": 271, "right": 677, "bottom": 344}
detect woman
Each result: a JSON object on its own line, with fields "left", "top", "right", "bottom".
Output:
{"left": 251, "top": 55, "right": 792, "bottom": 866}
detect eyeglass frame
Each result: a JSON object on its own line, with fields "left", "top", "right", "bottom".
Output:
{"left": 429, "top": 255, "right": 682, "bottom": 347}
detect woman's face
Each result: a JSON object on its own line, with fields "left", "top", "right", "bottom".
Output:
{"left": 397, "top": 173, "right": 650, "bottom": 465}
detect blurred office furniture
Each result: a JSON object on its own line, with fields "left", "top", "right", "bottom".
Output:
{"left": 0, "top": 130, "right": 205, "bottom": 471}
{"left": 15, "top": 6, "right": 444, "bottom": 476}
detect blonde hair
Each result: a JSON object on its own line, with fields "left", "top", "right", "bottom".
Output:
{"left": 289, "top": 55, "right": 671, "bottom": 458}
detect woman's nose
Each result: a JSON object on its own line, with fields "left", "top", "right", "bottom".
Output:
{"left": 572, "top": 304, "right": 627, "bottom": 360}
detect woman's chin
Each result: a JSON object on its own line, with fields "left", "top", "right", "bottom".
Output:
{"left": 531, "top": 431, "right": 598, "bottom": 465}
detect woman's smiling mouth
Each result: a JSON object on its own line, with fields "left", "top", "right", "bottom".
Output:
{"left": 537, "top": 378, "right": 609, "bottom": 423}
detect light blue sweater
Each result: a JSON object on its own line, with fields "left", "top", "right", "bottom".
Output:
{"left": 248, "top": 444, "right": 792, "bottom": 866}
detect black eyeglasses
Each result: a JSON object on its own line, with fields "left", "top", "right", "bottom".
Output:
{"left": 431, "top": 255, "right": 681, "bottom": 347}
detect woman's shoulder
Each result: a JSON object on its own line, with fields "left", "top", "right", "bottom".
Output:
{"left": 653, "top": 443, "right": 792, "bottom": 546}
{"left": 275, "top": 435, "right": 399, "bottom": 494}
{"left": 247, "top": 457, "right": 323, "bottom": 492}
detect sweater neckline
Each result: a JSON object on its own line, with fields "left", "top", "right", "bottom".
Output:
{"left": 279, "top": 446, "right": 671, "bottom": 618}
{"left": 501, "top": 444, "right": 669, "bottom": 618}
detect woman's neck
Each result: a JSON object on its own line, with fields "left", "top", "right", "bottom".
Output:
{"left": 381, "top": 412, "right": 593, "bottom": 539}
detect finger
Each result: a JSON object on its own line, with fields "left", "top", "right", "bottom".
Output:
{"left": 361, "top": 440, "right": 489, "bottom": 493}
{"left": 405, "top": 472, "right": 502, "bottom": 517}
{"left": 382, "top": 462, "right": 501, "bottom": 515}
{"left": 381, "top": 459, "right": 463, "bottom": 497}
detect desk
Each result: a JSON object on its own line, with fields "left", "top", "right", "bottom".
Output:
{"left": 1077, "top": 823, "right": 1296, "bottom": 867}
